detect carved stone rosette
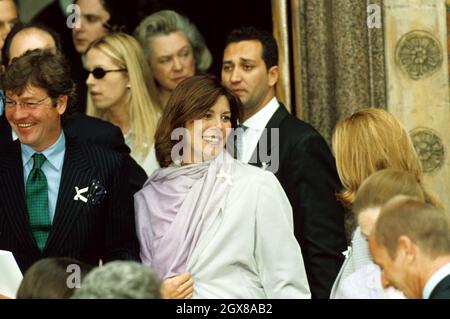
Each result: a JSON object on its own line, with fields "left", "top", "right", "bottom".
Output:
{"left": 410, "top": 127, "right": 445, "bottom": 173}
{"left": 395, "top": 30, "right": 443, "bottom": 80}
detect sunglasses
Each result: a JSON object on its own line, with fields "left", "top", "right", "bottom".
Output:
{"left": 87, "top": 67, "right": 127, "bottom": 79}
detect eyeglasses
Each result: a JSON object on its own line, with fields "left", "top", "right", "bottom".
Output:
{"left": 87, "top": 67, "right": 128, "bottom": 79}
{"left": 4, "top": 97, "right": 52, "bottom": 110}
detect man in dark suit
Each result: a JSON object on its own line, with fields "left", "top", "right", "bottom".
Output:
{"left": 0, "top": 23, "right": 147, "bottom": 194}
{"left": 0, "top": 49, "right": 140, "bottom": 272}
{"left": 370, "top": 195, "right": 450, "bottom": 299}
{"left": 221, "top": 27, "right": 347, "bottom": 298}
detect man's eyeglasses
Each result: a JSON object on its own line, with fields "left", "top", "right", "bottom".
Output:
{"left": 4, "top": 97, "right": 51, "bottom": 110}
{"left": 87, "top": 67, "right": 127, "bottom": 79}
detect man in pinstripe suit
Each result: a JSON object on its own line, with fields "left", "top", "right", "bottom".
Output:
{"left": 0, "top": 49, "right": 140, "bottom": 273}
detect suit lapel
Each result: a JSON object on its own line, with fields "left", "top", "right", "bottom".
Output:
{"left": 248, "top": 103, "right": 289, "bottom": 168}
{"left": 0, "top": 141, "right": 40, "bottom": 253}
{"left": 44, "top": 138, "right": 91, "bottom": 253}
{"left": 0, "top": 113, "right": 13, "bottom": 146}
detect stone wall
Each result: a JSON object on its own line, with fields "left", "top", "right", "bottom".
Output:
{"left": 384, "top": 0, "right": 450, "bottom": 209}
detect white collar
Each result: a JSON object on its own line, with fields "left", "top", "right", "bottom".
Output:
{"left": 422, "top": 262, "right": 450, "bottom": 299}
{"left": 243, "top": 97, "right": 279, "bottom": 131}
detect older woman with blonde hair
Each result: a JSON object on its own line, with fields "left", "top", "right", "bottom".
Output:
{"left": 135, "top": 10, "right": 212, "bottom": 107}
{"left": 330, "top": 107, "right": 438, "bottom": 299}
{"left": 85, "top": 32, "right": 161, "bottom": 175}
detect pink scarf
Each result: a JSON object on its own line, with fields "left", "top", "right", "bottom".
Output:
{"left": 134, "top": 151, "right": 235, "bottom": 278}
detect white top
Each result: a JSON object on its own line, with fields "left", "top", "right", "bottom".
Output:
{"left": 188, "top": 162, "right": 311, "bottom": 298}
{"left": 422, "top": 262, "right": 450, "bottom": 299}
{"left": 239, "top": 97, "right": 279, "bottom": 163}
{"left": 124, "top": 131, "right": 159, "bottom": 176}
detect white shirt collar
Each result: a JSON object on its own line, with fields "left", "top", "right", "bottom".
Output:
{"left": 422, "top": 262, "right": 450, "bottom": 299}
{"left": 243, "top": 97, "right": 279, "bottom": 131}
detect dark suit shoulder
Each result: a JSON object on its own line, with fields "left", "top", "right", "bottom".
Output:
{"left": 0, "top": 114, "right": 12, "bottom": 149}
{"left": 0, "top": 141, "right": 20, "bottom": 170}
{"left": 430, "top": 274, "right": 450, "bottom": 299}
{"left": 63, "top": 113, "right": 129, "bottom": 154}
{"left": 279, "top": 112, "right": 327, "bottom": 144}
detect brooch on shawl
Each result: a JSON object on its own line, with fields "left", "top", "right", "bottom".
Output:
{"left": 217, "top": 169, "right": 233, "bottom": 186}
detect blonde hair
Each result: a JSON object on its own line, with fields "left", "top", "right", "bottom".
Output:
{"left": 332, "top": 108, "right": 422, "bottom": 208}
{"left": 86, "top": 33, "right": 161, "bottom": 161}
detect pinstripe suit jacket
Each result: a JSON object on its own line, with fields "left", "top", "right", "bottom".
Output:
{"left": 0, "top": 134, "right": 140, "bottom": 273}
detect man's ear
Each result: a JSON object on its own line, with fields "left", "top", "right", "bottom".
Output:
{"left": 398, "top": 235, "right": 417, "bottom": 263}
{"left": 268, "top": 65, "right": 279, "bottom": 87}
{"left": 56, "top": 95, "right": 68, "bottom": 115}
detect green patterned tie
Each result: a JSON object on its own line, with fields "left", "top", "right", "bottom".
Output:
{"left": 26, "top": 153, "right": 51, "bottom": 251}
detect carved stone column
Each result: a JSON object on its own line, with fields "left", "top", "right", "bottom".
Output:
{"left": 384, "top": 0, "right": 450, "bottom": 209}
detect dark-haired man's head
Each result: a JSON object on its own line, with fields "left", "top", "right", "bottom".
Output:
{"left": 73, "top": 0, "right": 139, "bottom": 54}
{"left": 221, "top": 27, "right": 279, "bottom": 121}
{"left": 2, "top": 50, "right": 75, "bottom": 151}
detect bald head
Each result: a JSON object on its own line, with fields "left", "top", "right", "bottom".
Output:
{"left": 9, "top": 27, "right": 57, "bottom": 63}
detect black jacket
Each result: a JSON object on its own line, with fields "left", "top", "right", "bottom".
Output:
{"left": 0, "top": 137, "right": 140, "bottom": 272}
{"left": 430, "top": 274, "right": 450, "bottom": 299}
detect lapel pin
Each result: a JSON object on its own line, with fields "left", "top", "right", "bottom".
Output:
{"left": 74, "top": 186, "right": 88, "bottom": 203}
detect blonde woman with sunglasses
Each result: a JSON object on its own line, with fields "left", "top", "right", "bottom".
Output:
{"left": 85, "top": 33, "right": 161, "bottom": 176}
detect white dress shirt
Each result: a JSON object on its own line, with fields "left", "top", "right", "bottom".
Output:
{"left": 239, "top": 97, "right": 279, "bottom": 163}
{"left": 422, "top": 262, "right": 450, "bottom": 299}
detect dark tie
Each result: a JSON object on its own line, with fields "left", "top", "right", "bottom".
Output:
{"left": 26, "top": 153, "right": 51, "bottom": 251}
{"left": 236, "top": 124, "right": 248, "bottom": 160}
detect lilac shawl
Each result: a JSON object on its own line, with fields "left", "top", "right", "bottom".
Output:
{"left": 134, "top": 151, "right": 235, "bottom": 279}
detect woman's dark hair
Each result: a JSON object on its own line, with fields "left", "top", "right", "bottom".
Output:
{"left": 16, "top": 257, "right": 93, "bottom": 299}
{"left": 155, "top": 75, "right": 242, "bottom": 167}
